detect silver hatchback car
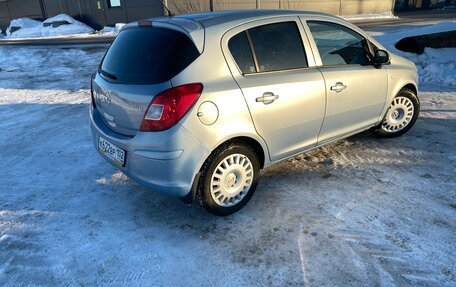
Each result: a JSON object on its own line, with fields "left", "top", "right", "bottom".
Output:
{"left": 90, "top": 10, "right": 419, "bottom": 215}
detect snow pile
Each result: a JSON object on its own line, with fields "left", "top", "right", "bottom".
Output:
{"left": 6, "top": 18, "right": 42, "bottom": 37}
{"left": 43, "top": 14, "right": 76, "bottom": 25}
{"left": 408, "top": 48, "right": 456, "bottom": 87}
{"left": 344, "top": 12, "right": 398, "bottom": 22}
{"left": 373, "top": 21, "right": 456, "bottom": 88}
{"left": 41, "top": 14, "right": 93, "bottom": 37}
{"left": 99, "top": 26, "right": 117, "bottom": 34}
{"left": 5, "top": 14, "right": 93, "bottom": 38}
{"left": 99, "top": 23, "right": 125, "bottom": 35}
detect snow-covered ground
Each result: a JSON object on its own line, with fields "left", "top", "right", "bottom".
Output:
{"left": 0, "top": 23, "right": 455, "bottom": 286}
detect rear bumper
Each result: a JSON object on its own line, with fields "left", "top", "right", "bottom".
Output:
{"left": 89, "top": 108, "right": 209, "bottom": 197}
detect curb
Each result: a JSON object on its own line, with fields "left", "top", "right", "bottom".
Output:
{"left": 0, "top": 35, "right": 114, "bottom": 46}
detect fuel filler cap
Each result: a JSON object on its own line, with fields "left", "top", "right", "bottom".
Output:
{"left": 197, "top": 101, "right": 219, "bottom": 125}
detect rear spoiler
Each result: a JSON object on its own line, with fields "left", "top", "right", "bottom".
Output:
{"left": 121, "top": 17, "right": 205, "bottom": 54}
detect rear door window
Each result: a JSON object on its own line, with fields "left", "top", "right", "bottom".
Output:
{"left": 100, "top": 27, "right": 200, "bottom": 84}
{"left": 228, "top": 21, "right": 308, "bottom": 74}
{"left": 228, "top": 32, "right": 256, "bottom": 74}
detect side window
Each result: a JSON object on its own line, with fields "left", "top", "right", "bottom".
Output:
{"left": 248, "top": 22, "right": 308, "bottom": 72}
{"left": 307, "top": 21, "right": 371, "bottom": 66}
{"left": 228, "top": 32, "right": 256, "bottom": 74}
{"left": 228, "top": 21, "right": 308, "bottom": 74}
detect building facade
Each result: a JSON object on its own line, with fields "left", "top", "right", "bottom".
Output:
{"left": 0, "top": 0, "right": 451, "bottom": 31}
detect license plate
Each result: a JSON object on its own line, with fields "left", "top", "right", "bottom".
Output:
{"left": 98, "top": 136, "right": 126, "bottom": 167}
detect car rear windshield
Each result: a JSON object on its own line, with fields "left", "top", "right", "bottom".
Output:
{"left": 100, "top": 27, "right": 200, "bottom": 85}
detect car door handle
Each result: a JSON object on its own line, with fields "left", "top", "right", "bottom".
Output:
{"left": 256, "top": 92, "right": 279, "bottom": 105}
{"left": 330, "top": 82, "right": 347, "bottom": 93}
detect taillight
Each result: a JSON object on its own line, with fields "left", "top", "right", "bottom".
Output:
{"left": 90, "top": 78, "right": 97, "bottom": 109}
{"left": 140, "top": 83, "right": 203, "bottom": 131}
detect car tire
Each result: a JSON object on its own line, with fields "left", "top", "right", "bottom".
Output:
{"left": 374, "top": 88, "right": 420, "bottom": 138}
{"left": 199, "top": 142, "right": 260, "bottom": 216}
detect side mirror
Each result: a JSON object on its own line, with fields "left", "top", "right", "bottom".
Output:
{"left": 374, "top": 49, "right": 390, "bottom": 65}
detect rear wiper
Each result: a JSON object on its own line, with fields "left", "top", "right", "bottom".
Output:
{"left": 98, "top": 68, "right": 118, "bottom": 81}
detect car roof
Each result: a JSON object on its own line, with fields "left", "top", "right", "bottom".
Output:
{"left": 174, "top": 9, "right": 340, "bottom": 28}
{"left": 123, "top": 10, "right": 349, "bottom": 53}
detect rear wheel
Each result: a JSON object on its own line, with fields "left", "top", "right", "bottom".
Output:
{"left": 199, "top": 143, "right": 260, "bottom": 216}
{"left": 374, "top": 89, "right": 420, "bottom": 138}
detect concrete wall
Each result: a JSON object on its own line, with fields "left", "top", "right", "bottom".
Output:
{"left": 280, "top": 0, "right": 342, "bottom": 15}
{"left": 341, "top": 0, "right": 393, "bottom": 15}
{"left": 167, "top": 0, "right": 394, "bottom": 15}
{"left": 168, "top": 0, "right": 211, "bottom": 14}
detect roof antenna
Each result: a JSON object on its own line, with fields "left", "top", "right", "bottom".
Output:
{"left": 160, "top": 0, "right": 175, "bottom": 16}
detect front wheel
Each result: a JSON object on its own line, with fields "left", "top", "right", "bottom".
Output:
{"left": 374, "top": 88, "right": 420, "bottom": 138}
{"left": 199, "top": 143, "right": 260, "bottom": 216}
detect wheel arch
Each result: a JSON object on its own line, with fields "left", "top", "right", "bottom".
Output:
{"left": 209, "top": 136, "right": 267, "bottom": 169}
{"left": 196, "top": 136, "right": 264, "bottom": 215}
{"left": 402, "top": 83, "right": 418, "bottom": 96}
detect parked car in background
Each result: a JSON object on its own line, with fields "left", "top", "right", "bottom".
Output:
{"left": 89, "top": 10, "right": 419, "bottom": 215}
